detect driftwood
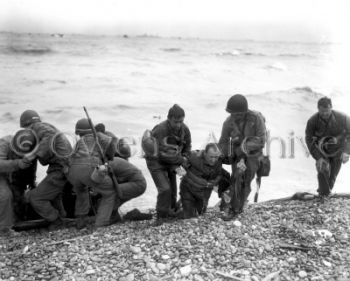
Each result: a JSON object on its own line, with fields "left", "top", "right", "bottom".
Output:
{"left": 215, "top": 271, "right": 246, "bottom": 281}
{"left": 277, "top": 242, "right": 315, "bottom": 252}
{"left": 261, "top": 192, "right": 350, "bottom": 204}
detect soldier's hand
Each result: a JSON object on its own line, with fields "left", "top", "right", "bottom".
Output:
{"left": 341, "top": 153, "right": 349, "bottom": 164}
{"left": 316, "top": 158, "right": 329, "bottom": 173}
{"left": 24, "top": 151, "right": 36, "bottom": 162}
{"left": 206, "top": 182, "right": 214, "bottom": 189}
{"left": 17, "top": 158, "right": 32, "bottom": 169}
{"left": 237, "top": 159, "right": 246, "bottom": 173}
{"left": 175, "top": 166, "right": 187, "bottom": 177}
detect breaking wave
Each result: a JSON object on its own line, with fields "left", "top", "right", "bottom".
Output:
{"left": 6, "top": 45, "right": 53, "bottom": 55}
{"left": 160, "top": 48, "right": 182, "bottom": 52}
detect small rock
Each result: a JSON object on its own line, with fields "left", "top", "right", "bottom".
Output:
{"left": 194, "top": 274, "right": 204, "bottom": 281}
{"left": 298, "top": 271, "right": 307, "bottom": 278}
{"left": 86, "top": 269, "right": 96, "bottom": 275}
{"left": 124, "top": 273, "right": 135, "bottom": 281}
{"left": 233, "top": 220, "right": 242, "bottom": 227}
{"left": 148, "top": 274, "right": 159, "bottom": 281}
{"left": 130, "top": 245, "right": 142, "bottom": 254}
{"left": 149, "top": 262, "right": 159, "bottom": 274}
{"left": 322, "top": 260, "right": 332, "bottom": 267}
{"left": 180, "top": 265, "right": 192, "bottom": 276}
{"left": 157, "top": 263, "right": 166, "bottom": 271}
{"left": 161, "top": 255, "right": 170, "bottom": 260}
{"left": 316, "top": 229, "right": 332, "bottom": 238}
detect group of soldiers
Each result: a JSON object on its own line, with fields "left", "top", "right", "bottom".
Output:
{"left": 1, "top": 94, "right": 349, "bottom": 235}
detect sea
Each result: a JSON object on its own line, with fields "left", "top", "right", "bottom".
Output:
{"left": 0, "top": 32, "right": 349, "bottom": 212}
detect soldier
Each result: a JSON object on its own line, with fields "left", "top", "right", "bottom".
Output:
{"left": 180, "top": 143, "right": 230, "bottom": 218}
{"left": 67, "top": 119, "right": 146, "bottom": 228}
{"left": 144, "top": 104, "right": 191, "bottom": 222}
{"left": 0, "top": 130, "right": 37, "bottom": 235}
{"left": 21, "top": 110, "right": 72, "bottom": 230}
{"left": 305, "top": 97, "right": 350, "bottom": 198}
{"left": 218, "top": 95, "right": 266, "bottom": 220}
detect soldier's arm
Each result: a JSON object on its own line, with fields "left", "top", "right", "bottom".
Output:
{"left": 0, "top": 139, "right": 22, "bottom": 173}
{"left": 305, "top": 117, "right": 323, "bottom": 160}
{"left": 218, "top": 121, "right": 230, "bottom": 158}
{"left": 182, "top": 126, "right": 192, "bottom": 158}
{"left": 343, "top": 114, "right": 350, "bottom": 154}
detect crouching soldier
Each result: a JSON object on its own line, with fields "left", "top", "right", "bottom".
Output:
{"left": 20, "top": 110, "right": 72, "bottom": 230}
{"left": 305, "top": 97, "right": 350, "bottom": 198}
{"left": 219, "top": 94, "right": 266, "bottom": 220}
{"left": 180, "top": 143, "right": 230, "bottom": 218}
{"left": 68, "top": 119, "right": 146, "bottom": 228}
{"left": 144, "top": 104, "right": 191, "bottom": 222}
{"left": 0, "top": 130, "right": 37, "bottom": 235}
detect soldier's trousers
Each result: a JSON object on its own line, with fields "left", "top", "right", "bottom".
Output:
{"left": 0, "top": 178, "right": 13, "bottom": 231}
{"left": 149, "top": 167, "right": 177, "bottom": 215}
{"left": 180, "top": 180, "right": 212, "bottom": 219}
{"left": 317, "top": 157, "right": 342, "bottom": 196}
{"left": 230, "top": 157, "right": 259, "bottom": 213}
{"left": 28, "top": 170, "right": 67, "bottom": 222}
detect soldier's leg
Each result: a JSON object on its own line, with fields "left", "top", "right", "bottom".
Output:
{"left": 180, "top": 181, "right": 197, "bottom": 219}
{"left": 240, "top": 157, "right": 260, "bottom": 211}
{"left": 93, "top": 176, "right": 117, "bottom": 227}
{"left": 329, "top": 157, "right": 342, "bottom": 190}
{"left": 150, "top": 169, "right": 172, "bottom": 216}
{"left": 28, "top": 171, "right": 66, "bottom": 222}
{"left": 317, "top": 168, "right": 331, "bottom": 196}
{"left": 11, "top": 185, "right": 25, "bottom": 221}
{"left": 200, "top": 189, "right": 213, "bottom": 215}
{"left": 229, "top": 159, "right": 244, "bottom": 214}
{"left": 116, "top": 178, "right": 147, "bottom": 207}
{"left": 168, "top": 169, "right": 178, "bottom": 210}
{"left": 0, "top": 181, "right": 14, "bottom": 231}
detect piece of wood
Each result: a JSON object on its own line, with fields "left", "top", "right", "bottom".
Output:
{"left": 215, "top": 271, "right": 245, "bottom": 281}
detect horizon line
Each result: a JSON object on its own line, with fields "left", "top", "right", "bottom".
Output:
{"left": 0, "top": 30, "right": 335, "bottom": 44}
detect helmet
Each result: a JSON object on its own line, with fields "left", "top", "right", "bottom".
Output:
{"left": 75, "top": 118, "right": 92, "bottom": 135}
{"left": 20, "top": 110, "right": 41, "bottom": 127}
{"left": 10, "top": 129, "right": 38, "bottom": 156}
{"left": 225, "top": 94, "right": 248, "bottom": 114}
{"left": 116, "top": 139, "right": 131, "bottom": 159}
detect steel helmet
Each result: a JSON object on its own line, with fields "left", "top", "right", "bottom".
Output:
{"left": 75, "top": 118, "right": 92, "bottom": 135}
{"left": 20, "top": 110, "right": 41, "bottom": 128}
{"left": 225, "top": 94, "right": 248, "bottom": 114}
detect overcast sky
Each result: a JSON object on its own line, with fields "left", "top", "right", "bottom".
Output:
{"left": 1, "top": 0, "right": 349, "bottom": 41}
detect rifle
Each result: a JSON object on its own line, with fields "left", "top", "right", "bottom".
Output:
{"left": 83, "top": 106, "right": 123, "bottom": 199}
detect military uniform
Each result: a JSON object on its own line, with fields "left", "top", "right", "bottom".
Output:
{"left": 306, "top": 110, "right": 350, "bottom": 196}
{"left": 27, "top": 122, "right": 72, "bottom": 222}
{"left": 0, "top": 136, "right": 36, "bottom": 231}
{"left": 146, "top": 120, "right": 191, "bottom": 216}
{"left": 219, "top": 110, "right": 266, "bottom": 214}
{"left": 180, "top": 150, "right": 227, "bottom": 218}
{"left": 67, "top": 132, "right": 146, "bottom": 226}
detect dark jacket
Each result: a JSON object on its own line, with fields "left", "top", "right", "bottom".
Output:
{"left": 182, "top": 150, "right": 222, "bottom": 190}
{"left": 28, "top": 122, "right": 72, "bottom": 170}
{"left": 70, "top": 132, "right": 115, "bottom": 166}
{"left": 305, "top": 110, "right": 350, "bottom": 160}
{"left": 109, "top": 157, "right": 145, "bottom": 184}
{"left": 218, "top": 110, "right": 266, "bottom": 162}
{"left": 146, "top": 120, "right": 191, "bottom": 169}
{"left": 0, "top": 136, "right": 37, "bottom": 189}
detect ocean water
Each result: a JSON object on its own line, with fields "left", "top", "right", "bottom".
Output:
{"left": 0, "top": 32, "right": 349, "bottom": 211}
